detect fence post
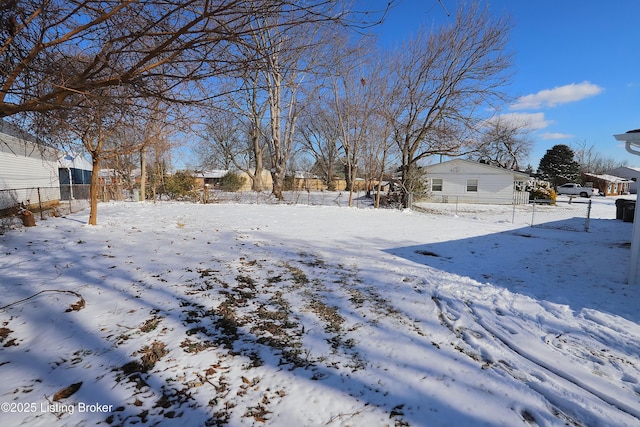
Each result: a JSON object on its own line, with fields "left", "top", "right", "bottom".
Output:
{"left": 585, "top": 199, "right": 592, "bottom": 232}
{"left": 37, "top": 187, "right": 44, "bottom": 220}
{"left": 531, "top": 200, "right": 536, "bottom": 227}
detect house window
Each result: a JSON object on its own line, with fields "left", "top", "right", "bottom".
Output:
{"left": 431, "top": 178, "right": 443, "bottom": 192}
{"left": 466, "top": 178, "right": 478, "bottom": 192}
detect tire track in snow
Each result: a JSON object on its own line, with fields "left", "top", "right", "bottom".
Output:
{"left": 466, "top": 301, "right": 640, "bottom": 422}
{"left": 432, "top": 294, "right": 640, "bottom": 425}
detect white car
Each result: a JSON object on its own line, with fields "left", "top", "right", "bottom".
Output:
{"left": 556, "top": 183, "right": 599, "bottom": 198}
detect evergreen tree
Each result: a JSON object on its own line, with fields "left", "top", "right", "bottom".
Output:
{"left": 163, "top": 171, "right": 195, "bottom": 200}
{"left": 538, "top": 144, "right": 581, "bottom": 188}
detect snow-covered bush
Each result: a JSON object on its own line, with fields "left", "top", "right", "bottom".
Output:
{"left": 528, "top": 181, "right": 556, "bottom": 201}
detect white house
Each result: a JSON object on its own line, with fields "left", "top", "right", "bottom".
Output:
{"left": 0, "top": 120, "right": 61, "bottom": 211}
{"left": 583, "top": 172, "right": 631, "bottom": 196}
{"left": 606, "top": 166, "right": 640, "bottom": 194}
{"left": 424, "top": 159, "right": 530, "bottom": 205}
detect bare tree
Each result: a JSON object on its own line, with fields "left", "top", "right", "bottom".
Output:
{"left": 240, "top": 74, "right": 271, "bottom": 192}
{"left": 37, "top": 86, "right": 180, "bottom": 223}
{"left": 470, "top": 115, "right": 533, "bottom": 170}
{"left": 297, "top": 104, "right": 342, "bottom": 190}
{"left": 139, "top": 105, "right": 175, "bottom": 201}
{"left": 101, "top": 132, "right": 141, "bottom": 197}
{"left": 2, "top": 0, "right": 393, "bottom": 207}
{"left": 0, "top": 0, "right": 251, "bottom": 118}
{"left": 218, "top": 73, "right": 270, "bottom": 192}
{"left": 198, "top": 107, "right": 245, "bottom": 170}
{"left": 131, "top": 102, "right": 182, "bottom": 202}
{"left": 100, "top": 100, "right": 181, "bottom": 204}
{"left": 385, "top": 2, "right": 513, "bottom": 206}
{"left": 197, "top": 1, "right": 390, "bottom": 196}
{"left": 296, "top": 31, "right": 390, "bottom": 205}
{"left": 573, "top": 139, "right": 629, "bottom": 174}
{"left": 245, "top": 8, "right": 321, "bottom": 200}
{"left": 146, "top": 134, "right": 175, "bottom": 203}
{"left": 239, "top": 1, "right": 394, "bottom": 199}
{"left": 68, "top": 97, "right": 140, "bottom": 225}
{"left": 360, "top": 119, "right": 396, "bottom": 205}
{"left": 2, "top": 0, "right": 389, "bottom": 119}
{"left": 329, "top": 49, "right": 386, "bottom": 206}
{"left": 197, "top": 77, "right": 270, "bottom": 192}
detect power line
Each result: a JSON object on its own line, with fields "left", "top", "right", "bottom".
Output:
{"left": 438, "top": 0, "right": 450, "bottom": 17}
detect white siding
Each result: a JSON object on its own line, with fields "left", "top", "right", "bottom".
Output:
{"left": 0, "top": 129, "right": 61, "bottom": 210}
{"left": 607, "top": 167, "right": 640, "bottom": 194}
{"left": 426, "top": 160, "right": 529, "bottom": 205}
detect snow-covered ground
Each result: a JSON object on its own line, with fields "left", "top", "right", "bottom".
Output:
{"left": 1, "top": 195, "right": 639, "bottom": 426}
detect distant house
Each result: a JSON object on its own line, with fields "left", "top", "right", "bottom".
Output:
{"left": 583, "top": 173, "right": 631, "bottom": 196}
{"left": 607, "top": 166, "right": 640, "bottom": 194}
{"left": 424, "top": 159, "right": 530, "bottom": 205}
{"left": 291, "top": 171, "right": 335, "bottom": 191}
{"left": 0, "top": 120, "right": 61, "bottom": 212}
{"left": 194, "top": 169, "right": 273, "bottom": 192}
{"left": 195, "top": 170, "right": 229, "bottom": 187}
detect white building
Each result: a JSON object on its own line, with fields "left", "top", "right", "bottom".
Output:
{"left": 613, "top": 129, "right": 640, "bottom": 286}
{"left": 425, "top": 159, "right": 530, "bottom": 205}
{"left": 0, "top": 120, "right": 61, "bottom": 211}
{"left": 606, "top": 166, "right": 640, "bottom": 194}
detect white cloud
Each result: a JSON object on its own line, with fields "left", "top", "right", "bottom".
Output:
{"left": 511, "top": 81, "right": 604, "bottom": 110}
{"left": 489, "top": 112, "right": 551, "bottom": 130}
{"left": 541, "top": 132, "right": 574, "bottom": 140}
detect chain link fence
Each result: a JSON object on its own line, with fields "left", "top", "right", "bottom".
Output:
{"left": 414, "top": 195, "right": 594, "bottom": 232}
{"left": 0, "top": 185, "right": 90, "bottom": 220}
{"left": 201, "top": 188, "right": 375, "bottom": 207}
{"left": 201, "top": 191, "right": 595, "bottom": 231}
{"left": 0, "top": 184, "right": 598, "bottom": 233}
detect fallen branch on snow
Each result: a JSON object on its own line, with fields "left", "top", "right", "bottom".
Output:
{"left": 0, "top": 289, "right": 85, "bottom": 312}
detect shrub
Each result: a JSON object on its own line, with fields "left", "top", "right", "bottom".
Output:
{"left": 284, "top": 175, "right": 295, "bottom": 191}
{"left": 528, "top": 181, "right": 556, "bottom": 201}
{"left": 164, "top": 171, "right": 196, "bottom": 200}
{"left": 220, "top": 172, "right": 246, "bottom": 192}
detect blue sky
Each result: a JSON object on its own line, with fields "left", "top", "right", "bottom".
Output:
{"left": 372, "top": 0, "right": 640, "bottom": 168}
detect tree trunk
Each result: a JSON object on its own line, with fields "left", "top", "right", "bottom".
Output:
{"left": 400, "top": 163, "right": 411, "bottom": 209}
{"left": 347, "top": 163, "right": 355, "bottom": 207}
{"left": 326, "top": 159, "right": 336, "bottom": 191}
{"left": 271, "top": 165, "right": 285, "bottom": 200}
{"left": 140, "top": 146, "right": 147, "bottom": 201}
{"left": 344, "top": 163, "right": 352, "bottom": 194}
{"left": 252, "top": 133, "right": 264, "bottom": 192}
{"left": 374, "top": 145, "right": 388, "bottom": 208}
{"left": 252, "top": 167, "right": 264, "bottom": 191}
{"left": 88, "top": 155, "right": 101, "bottom": 225}
{"left": 269, "top": 92, "right": 285, "bottom": 200}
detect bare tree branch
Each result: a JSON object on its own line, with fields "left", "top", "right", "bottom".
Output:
{"left": 1, "top": 0, "right": 391, "bottom": 118}
{"left": 383, "top": 2, "right": 513, "bottom": 204}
